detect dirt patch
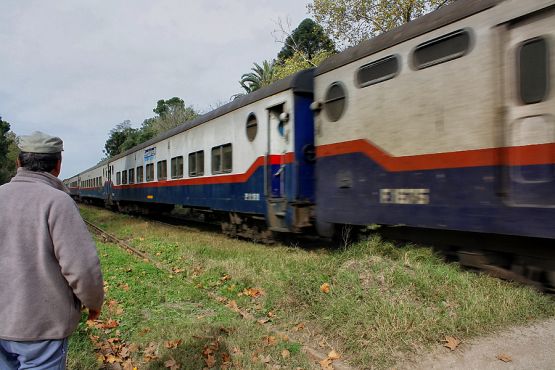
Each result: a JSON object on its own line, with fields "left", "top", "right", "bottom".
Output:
{"left": 399, "top": 318, "right": 555, "bottom": 369}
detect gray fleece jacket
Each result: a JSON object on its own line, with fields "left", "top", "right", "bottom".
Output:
{"left": 0, "top": 168, "right": 104, "bottom": 340}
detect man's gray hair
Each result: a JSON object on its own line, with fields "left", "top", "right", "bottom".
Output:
{"left": 18, "top": 152, "right": 62, "bottom": 172}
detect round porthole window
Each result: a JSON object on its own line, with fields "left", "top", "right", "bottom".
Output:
{"left": 324, "top": 82, "right": 347, "bottom": 122}
{"left": 246, "top": 113, "right": 258, "bottom": 141}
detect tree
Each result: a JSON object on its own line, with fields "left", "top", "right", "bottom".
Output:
{"left": 149, "top": 97, "right": 199, "bottom": 135}
{"left": 239, "top": 60, "right": 275, "bottom": 94}
{"left": 102, "top": 98, "right": 199, "bottom": 158}
{"left": 273, "top": 49, "right": 334, "bottom": 81}
{"left": 0, "top": 117, "right": 17, "bottom": 184}
{"left": 277, "top": 18, "right": 336, "bottom": 64}
{"left": 103, "top": 120, "right": 137, "bottom": 158}
{"left": 308, "top": 0, "right": 454, "bottom": 49}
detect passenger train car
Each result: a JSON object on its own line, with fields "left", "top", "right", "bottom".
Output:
{"left": 312, "top": 0, "right": 555, "bottom": 240}
{"left": 65, "top": 0, "right": 554, "bottom": 247}
{"left": 68, "top": 70, "right": 315, "bottom": 241}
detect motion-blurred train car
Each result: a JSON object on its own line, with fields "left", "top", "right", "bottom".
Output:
{"left": 312, "top": 0, "right": 555, "bottom": 239}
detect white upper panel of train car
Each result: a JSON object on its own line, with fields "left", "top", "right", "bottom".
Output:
{"left": 313, "top": 0, "right": 555, "bottom": 157}
{"left": 109, "top": 69, "right": 313, "bottom": 181}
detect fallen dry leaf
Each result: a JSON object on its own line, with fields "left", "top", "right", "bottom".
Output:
{"left": 327, "top": 350, "right": 341, "bottom": 360}
{"left": 281, "top": 349, "right": 290, "bottom": 359}
{"left": 319, "top": 357, "right": 334, "bottom": 370}
{"left": 243, "top": 287, "right": 264, "bottom": 298}
{"left": 231, "top": 347, "right": 243, "bottom": 355}
{"left": 496, "top": 353, "right": 512, "bottom": 362}
{"left": 263, "top": 336, "right": 278, "bottom": 346}
{"left": 205, "top": 353, "right": 216, "bottom": 368}
{"left": 294, "top": 323, "right": 305, "bottom": 331}
{"left": 320, "top": 283, "right": 331, "bottom": 294}
{"left": 443, "top": 336, "right": 461, "bottom": 351}
{"left": 143, "top": 342, "right": 159, "bottom": 362}
{"left": 164, "top": 356, "right": 181, "bottom": 370}
{"left": 164, "top": 339, "right": 182, "bottom": 349}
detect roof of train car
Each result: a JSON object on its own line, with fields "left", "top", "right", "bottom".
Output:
{"left": 75, "top": 68, "right": 314, "bottom": 176}
{"left": 314, "top": 0, "right": 503, "bottom": 76}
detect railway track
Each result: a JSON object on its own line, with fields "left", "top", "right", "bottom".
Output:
{"left": 84, "top": 218, "right": 354, "bottom": 370}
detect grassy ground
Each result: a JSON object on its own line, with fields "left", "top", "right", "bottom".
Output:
{"left": 71, "top": 205, "right": 555, "bottom": 369}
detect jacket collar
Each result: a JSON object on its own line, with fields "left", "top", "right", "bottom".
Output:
{"left": 11, "top": 168, "right": 70, "bottom": 194}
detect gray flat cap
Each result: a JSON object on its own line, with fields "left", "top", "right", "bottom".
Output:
{"left": 19, "top": 131, "right": 64, "bottom": 153}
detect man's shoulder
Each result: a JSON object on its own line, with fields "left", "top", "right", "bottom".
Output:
{"left": 1, "top": 179, "right": 73, "bottom": 203}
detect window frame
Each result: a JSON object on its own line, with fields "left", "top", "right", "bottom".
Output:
{"left": 517, "top": 36, "right": 550, "bottom": 105}
{"left": 128, "top": 168, "right": 135, "bottom": 184}
{"left": 356, "top": 54, "right": 400, "bottom": 88}
{"left": 136, "top": 166, "right": 144, "bottom": 183}
{"left": 323, "top": 82, "right": 347, "bottom": 122}
{"left": 412, "top": 28, "right": 472, "bottom": 70}
{"left": 146, "top": 163, "right": 154, "bottom": 182}
{"left": 246, "top": 113, "right": 258, "bottom": 142}
{"left": 157, "top": 160, "right": 168, "bottom": 181}
{"left": 171, "top": 156, "right": 184, "bottom": 179}
{"left": 188, "top": 150, "right": 205, "bottom": 177}
{"left": 211, "top": 143, "right": 233, "bottom": 174}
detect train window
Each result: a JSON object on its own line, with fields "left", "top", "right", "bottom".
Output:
{"left": 136, "top": 166, "right": 144, "bottom": 183}
{"left": 122, "top": 170, "right": 128, "bottom": 185}
{"left": 129, "top": 168, "right": 135, "bottom": 184}
{"left": 171, "top": 156, "right": 184, "bottom": 179}
{"left": 212, "top": 144, "right": 232, "bottom": 174}
{"left": 412, "top": 29, "right": 471, "bottom": 69}
{"left": 324, "top": 82, "right": 347, "bottom": 122}
{"left": 357, "top": 55, "right": 400, "bottom": 87}
{"left": 246, "top": 113, "right": 258, "bottom": 141}
{"left": 116, "top": 172, "right": 121, "bottom": 186}
{"left": 146, "top": 164, "right": 154, "bottom": 182}
{"left": 157, "top": 160, "right": 167, "bottom": 181}
{"left": 518, "top": 37, "right": 549, "bottom": 105}
{"left": 189, "top": 151, "right": 204, "bottom": 177}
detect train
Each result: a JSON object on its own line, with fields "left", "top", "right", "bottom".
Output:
{"left": 66, "top": 0, "right": 555, "bottom": 282}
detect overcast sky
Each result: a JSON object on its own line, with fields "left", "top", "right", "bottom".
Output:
{"left": 0, "top": 0, "right": 312, "bottom": 178}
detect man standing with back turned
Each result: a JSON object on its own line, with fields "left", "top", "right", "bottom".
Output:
{"left": 0, "top": 131, "right": 104, "bottom": 369}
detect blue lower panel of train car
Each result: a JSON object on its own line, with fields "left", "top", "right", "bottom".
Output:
{"left": 111, "top": 166, "right": 272, "bottom": 217}
{"left": 80, "top": 188, "right": 104, "bottom": 199}
{"left": 316, "top": 152, "right": 555, "bottom": 239}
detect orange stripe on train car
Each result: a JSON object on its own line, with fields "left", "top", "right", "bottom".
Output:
{"left": 316, "top": 139, "right": 555, "bottom": 172}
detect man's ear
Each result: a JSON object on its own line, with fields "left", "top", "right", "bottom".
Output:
{"left": 51, "top": 159, "right": 62, "bottom": 177}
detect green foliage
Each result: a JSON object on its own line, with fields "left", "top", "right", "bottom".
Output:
{"left": 236, "top": 18, "right": 336, "bottom": 94}
{"left": 0, "top": 117, "right": 18, "bottom": 184}
{"left": 148, "top": 97, "right": 199, "bottom": 135}
{"left": 277, "top": 18, "right": 336, "bottom": 63}
{"left": 308, "top": 0, "right": 455, "bottom": 49}
{"left": 273, "top": 49, "right": 334, "bottom": 81}
{"left": 102, "top": 98, "right": 199, "bottom": 158}
{"left": 239, "top": 60, "right": 275, "bottom": 94}
{"left": 103, "top": 120, "right": 137, "bottom": 158}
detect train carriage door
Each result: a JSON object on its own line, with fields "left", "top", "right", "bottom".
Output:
{"left": 265, "top": 103, "right": 290, "bottom": 231}
{"left": 503, "top": 7, "right": 555, "bottom": 206}
{"left": 267, "top": 103, "right": 288, "bottom": 198}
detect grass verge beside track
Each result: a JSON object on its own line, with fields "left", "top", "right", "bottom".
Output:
{"left": 72, "top": 205, "right": 555, "bottom": 369}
